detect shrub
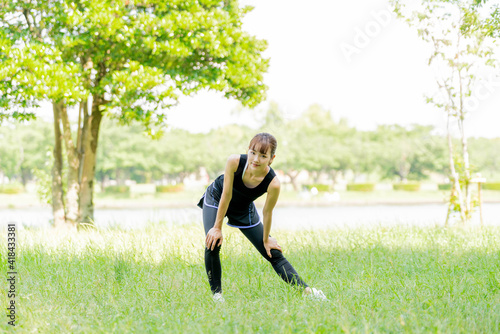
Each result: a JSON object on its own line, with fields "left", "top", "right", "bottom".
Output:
{"left": 482, "top": 182, "right": 500, "bottom": 191}
{"left": 156, "top": 184, "right": 184, "bottom": 193}
{"left": 104, "top": 185, "right": 130, "bottom": 193}
{"left": 393, "top": 183, "right": 421, "bottom": 191}
{"left": 438, "top": 183, "right": 452, "bottom": 191}
{"left": 346, "top": 183, "right": 375, "bottom": 192}
{"left": 0, "top": 184, "right": 24, "bottom": 194}
{"left": 303, "top": 184, "right": 331, "bottom": 192}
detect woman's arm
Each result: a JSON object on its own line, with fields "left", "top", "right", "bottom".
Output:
{"left": 205, "top": 154, "right": 239, "bottom": 250}
{"left": 262, "top": 177, "right": 282, "bottom": 257}
{"left": 214, "top": 154, "right": 239, "bottom": 228}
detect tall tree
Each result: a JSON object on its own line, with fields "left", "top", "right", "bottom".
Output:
{"left": 1, "top": 0, "right": 268, "bottom": 228}
{"left": 1, "top": 1, "right": 86, "bottom": 229}
{"left": 393, "top": 0, "right": 498, "bottom": 223}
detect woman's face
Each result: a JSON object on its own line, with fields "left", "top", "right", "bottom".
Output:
{"left": 248, "top": 147, "right": 275, "bottom": 170}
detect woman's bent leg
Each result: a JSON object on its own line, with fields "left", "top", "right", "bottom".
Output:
{"left": 203, "top": 204, "right": 222, "bottom": 293}
{"left": 239, "top": 223, "right": 308, "bottom": 289}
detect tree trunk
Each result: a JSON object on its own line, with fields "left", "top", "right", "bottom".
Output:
{"left": 58, "top": 100, "right": 80, "bottom": 226}
{"left": 458, "top": 62, "right": 471, "bottom": 221}
{"left": 311, "top": 171, "right": 320, "bottom": 184}
{"left": 446, "top": 110, "right": 466, "bottom": 224}
{"left": 116, "top": 169, "right": 123, "bottom": 185}
{"left": 79, "top": 100, "right": 89, "bottom": 184}
{"left": 330, "top": 170, "right": 338, "bottom": 190}
{"left": 51, "top": 103, "right": 68, "bottom": 229}
{"left": 20, "top": 168, "right": 29, "bottom": 187}
{"left": 397, "top": 155, "right": 410, "bottom": 183}
{"left": 285, "top": 170, "right": 300, "bottom": 191}
{"left": 14, "top": 143, "right": 24, "bottom": 183}
{"left": 458, "top": 115, "right": 471, "bottom": 219}
{"left": 79, "top": 94, "right": 103, "bottom": 225}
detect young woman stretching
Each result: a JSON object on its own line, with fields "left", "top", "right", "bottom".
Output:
{"left": 197, "top": 133, "right": 326, "bottom": 302}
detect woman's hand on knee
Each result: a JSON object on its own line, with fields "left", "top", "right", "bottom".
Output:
{"left": 206, "top": 227, "right": 223, "bottom": 251}
{"left": 264, "top": 237, "right": 282, "bottom": 258}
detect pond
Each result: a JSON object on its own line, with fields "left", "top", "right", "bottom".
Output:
{"left": 1, "top": 203, "right": 499, "bottom": 230}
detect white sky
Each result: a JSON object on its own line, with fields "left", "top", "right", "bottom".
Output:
{"left": 165, "top": 0, "right": 500, "bottom": 138}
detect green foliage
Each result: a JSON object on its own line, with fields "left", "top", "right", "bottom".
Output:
{"left": 457, "top": 0, "right": 500, "bottom": 38}
{"left": 375, "top": 124, "right": 447, "bottom": 182}
{"left": 0, "top": 0, "right": 269, "bottom": 130}
{"left": 482, "top": 182, "right": 500, "bottom": 191}
{"left": 303, "top": 184, "right": 331, "bottom": 192}
{"left": 469, "top": 137, "right": 500, "bottom": 180}
{"left": 201, "top": 124, "right": 254, "bottom": 179}
{"left": 32, "top": 168, "right": 53, "bottom": 204}
{"left": 392, "top": 183, "right": 421, "bottom": 191}
{"left": 0, "top": 119, "right": 53, "bottom": 184}
{"left": 96, "top": 119, "right": 162, "bottom": 184}
{"left": 271, "top": 104, "right": 356, "bottom": 184}
{"left": 104, "top": 185, "right": 130, "bottom": 194}
{"left": 346, "top": 183, "right": 375, "bottom": 192}
{"left": 156, "top": 184, "right": 185, "bottom": 193}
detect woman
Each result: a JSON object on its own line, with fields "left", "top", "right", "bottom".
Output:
{"left": 197, "top": 133, "right": 326, "bottom": 302}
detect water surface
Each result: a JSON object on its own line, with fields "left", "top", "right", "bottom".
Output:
{"left": 1, "top": 203, "right": 498, "bottom": 230}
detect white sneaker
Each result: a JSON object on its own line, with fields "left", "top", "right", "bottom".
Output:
{"left": 306, "top": 288, "right": 328, "bottom": 301}
{"left": 213, "top": 292, "right": 225, "bottom": 303}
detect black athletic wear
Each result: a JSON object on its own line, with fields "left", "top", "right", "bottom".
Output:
{"left": 198, "top": 154, "right": 276, "bottom": 228}
{"left": 197, "top": 154, "right": 308, "bottom": 293}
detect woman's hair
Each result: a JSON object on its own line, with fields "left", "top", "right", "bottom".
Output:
{"left": 248, "top": 133, "right": 277, "bottom": 157}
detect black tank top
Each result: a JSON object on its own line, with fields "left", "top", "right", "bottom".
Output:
{"left": 214, "top": 154, "right": 276, "bottom": 213}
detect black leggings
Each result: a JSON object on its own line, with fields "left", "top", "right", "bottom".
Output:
{"left": 202, "top": 204, "right": 308, "bottom": 294}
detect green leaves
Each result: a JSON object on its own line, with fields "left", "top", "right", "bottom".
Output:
{"left": 1, "top": 0, "right": 268, "bottom": 126}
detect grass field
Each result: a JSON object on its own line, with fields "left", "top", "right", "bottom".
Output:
{"left": 2, "top": 223, "right": 500, "bottom": 333}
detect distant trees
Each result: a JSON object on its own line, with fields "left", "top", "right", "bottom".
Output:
{"left": 374, "top": 125, "right": 447, "bottom": 182}
{"left": 2, "top": 111, "right": 500, "bottom": 194}
{"left": 0, "top": 121, "right": 53, "bottom": 185}
{"left": 468, "top": 137, "right": 500, "bottom": 180}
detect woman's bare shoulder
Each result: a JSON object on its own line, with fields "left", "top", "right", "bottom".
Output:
{"left": 268, "top": 175, "right": 280, "bottom": 191}
{"left": 226, "top": 154, "right": 241, "bottom": 172}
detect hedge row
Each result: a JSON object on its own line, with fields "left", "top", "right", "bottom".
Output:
{"left": 393, "top": 183, "right": 421, "bottom": 191}
{"left": 346, "top": 183, "right": 375, "bottom": 192}
{"left": 104, "top": 185, "right": 130, "bottom": 194}
{"left": 437, "top": 182, "right": 500, "bottom": 191}
{"left": 104, "top": 184, "right": 185, "bottom": 194}
{"left": 304, "top": 184, "right": 331, "bottom": 192}
{"left": 156, "top": 184, "right": 184, "bottom": 193}
{"left": 483, "top": 182, "right": 500, "bottom": 191}
{"left": 0, "top": 184, "right": 24, "bottom": 194}
{"left": 438, "top": 183, "right": 452, "bottom": 191}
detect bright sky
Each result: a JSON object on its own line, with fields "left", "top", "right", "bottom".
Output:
{"left": 165, "top": 0, "right": 500, "bottom": 138}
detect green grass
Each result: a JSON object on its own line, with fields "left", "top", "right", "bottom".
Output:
{"left": 2, "top": 224, "right": 500, "bottom": 333}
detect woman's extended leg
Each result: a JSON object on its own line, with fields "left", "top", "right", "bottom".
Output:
{"left": 202, "top": 203, "right": 223, "bottom": 294}
{"left": 239, "top": 223, "right": 308, "bottom": 289}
